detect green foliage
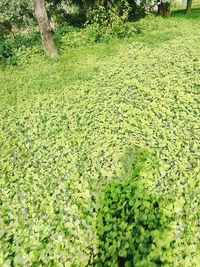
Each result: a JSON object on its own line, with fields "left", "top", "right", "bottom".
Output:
{"left": 96, "top": 150, "right": 174, "bottom": 266}
{"left": 0, "top": 11, "right": 142, "bottom": 64}
{"left": 157, "top": 1, "right": 171, "bottom": 17}
{"left": 0, "top": 0, "right": 34, "bottom": 28}
{"left": 0, "top": 31, "right": 41, "bottom": 65}
{"left": 82, "top": 4, "right": 142, "bottom": 41}
{"left": 0, "top": 13, "right": 200, "bottom": 267}
{"left": 86, "top": 3, "right": 131, "bottom": 26}
{"left": 88, "top": 0, "right": 147, "bottom": 21}
{"left": 0, "top": 30, "right": 12, "bottom": 61}
{"left": 55, "top": 22, "right": 141, "bottom": 52}
{"left": 171, "top": 6, "right": 200, "bottom": 19}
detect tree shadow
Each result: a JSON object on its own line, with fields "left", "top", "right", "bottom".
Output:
{"left": 95, "top": 148, "right": 174, "bottom": 267}
{"left": 171, "top": 7, "right": 200, "bottom": 19}
{"left": 137, "top": 31, "right": 179, "bottom": 47}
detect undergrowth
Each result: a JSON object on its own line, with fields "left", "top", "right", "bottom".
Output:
{"left": 0, "top": 10, "right": 200, "bottom": 267}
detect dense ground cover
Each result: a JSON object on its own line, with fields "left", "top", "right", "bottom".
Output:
{"left": 0, "top": 11, "right": 200, "bottom": 266}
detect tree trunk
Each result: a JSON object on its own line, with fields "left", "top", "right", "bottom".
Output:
{"left": 34, "top": 0, "right": 58, "bottom": 57}
{"left": 186, "top": 0, "right": 192, "bottom": 14}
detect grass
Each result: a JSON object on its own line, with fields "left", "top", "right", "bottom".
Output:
{"left": 171, "top": 6, "right": 200, "bottom": 19}
{"left": 0, "top": 9, "right": 200, "bottom": 266}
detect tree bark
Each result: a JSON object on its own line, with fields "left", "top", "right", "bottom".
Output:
{"left": 34, "top": 0, "right": 58, "bottom": 57}
{"left": 186, "top": 0, "right": 192, "bottom": 14}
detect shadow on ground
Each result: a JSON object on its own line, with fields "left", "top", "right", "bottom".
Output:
{"left": 171, "top": 7, "right": 200, "bottom": 19}
{"left": 95, "top": 149, "right": 174, "bottom": 266}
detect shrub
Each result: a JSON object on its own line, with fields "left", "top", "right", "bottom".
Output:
{"left": 0, "top": 0, "right": 35, "bottom": 30}
{"left": 56, "top": 21, "right": 142, "bottom": 51}
{"left": 86, "top": 0, "right": 146, "bottom": 25}
{"left": 157, "top": 1, "right": 171, "bottom": 17}
{"left": 0, "top": 31, "right": 41, "bottom": 65}
{"left": 0, "top": 33, "right": 13, "bottom": 63}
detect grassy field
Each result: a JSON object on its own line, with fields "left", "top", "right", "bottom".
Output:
{"left": 0, "top": 9, "right": 200, "bottom": 266}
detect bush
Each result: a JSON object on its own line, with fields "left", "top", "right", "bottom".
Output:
{"left": 0, "top": 29, "right": 13, "bottom": 62}
{"left": 86, "top": 0, "right": 146, "bottom": 24}
{"left": 158, "top": 1, "right": 171, "bottom": 17}
{"left": 96, "top": 150, "right": 174, "bottom": 266}
{"left": 86, "top": 4, "right": 130, "bottom": 27}
{"left": 55, "top": 21, "right": 142, "bottom": 52}
{"left": 0, "top": 31, "right": 41, "bottom": 65}
{"left": 0, "top": 0, "right": 35, "bottom": 30}
{"left": 86, "top": 22, "right": 141, "bottom": 43}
